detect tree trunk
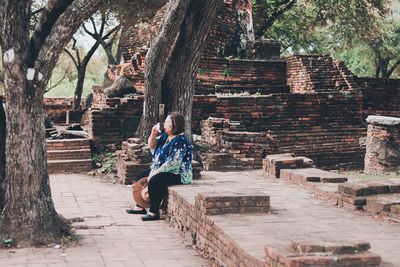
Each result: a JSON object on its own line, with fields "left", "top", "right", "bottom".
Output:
{"left": 1, "top": 83, "right": 66, "bottom": 246}
{"left": 0, "top": 0, "right": 103, "bottom": 246}
{"left": 162, "top": 0, "right": 222, "bottom": 137}
{"left": 72, "top": 67, "right": 87, "bottom": 110}
{"left": 135, "top": 0, "right": 191, "bottom": 140}
{"left": 0, "top": 101, "right": 5, "bottom": 210}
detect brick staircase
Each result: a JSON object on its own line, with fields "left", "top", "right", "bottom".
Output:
{"left": 47, "top": 138, "right": 92, "bottom": 174}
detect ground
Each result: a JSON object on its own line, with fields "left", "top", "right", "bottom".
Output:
{"left": 0, "top": 174, "right": 208, "bottom": 267}
{"left": 1, "top": 171, "right": 400, "bottom": 267}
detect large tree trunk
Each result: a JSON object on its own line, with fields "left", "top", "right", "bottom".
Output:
{"left": 0, "top": 101, "right": 5, "bottom": 209}
{"left": 0, "top": 0, "right": 103, "bottom": 246}
{"left": 135, "top": 0, "right": 191, "bottom": 140}
{"left": 72, "top": 67, "right": 87, "bottom": 110}
{"left": 162, "top": 0, "right": 222, "bottom": 137}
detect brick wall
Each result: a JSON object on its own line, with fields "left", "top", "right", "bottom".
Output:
{"left": 286, "top": 55, "right": 357, "bottom": 94}
{"left": 359, "top": 78, "right": 400, "bottom": 118}
{"left": 214, "top": 93, "right": 365, "bottom": 168}
{"left": 87, "top": 93, "right": 217, "bottom": 149}
{"left": 43, "top": 97, "right": 74, "bottom": 122}
{"left": 196, "top": 57, "right": 289, "bottom": 95}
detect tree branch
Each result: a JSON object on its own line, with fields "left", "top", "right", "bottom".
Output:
{"left": 29, "top": 0, "right": 74, "bottom": 66}
{"left": 388, "top": 58, "right": 400, "bottom": 77}
{"left": 63, "top": 48, "right": 79, "bottom": 69}
{"left": 45, "top": 67, "right": 72, "bottom": 93}
{"left": 34, "top": 0, "right": 104, "bottom": 94}
{"left": 254, "top": 0, "right": 297, "bottom": 39}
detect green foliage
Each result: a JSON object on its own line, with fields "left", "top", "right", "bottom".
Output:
{"left": 197, "top": 68, "right": 206, "bottom": 75}
{"left": 92, "top": 150, "right": 118, "bottom": 174}
{"left": 45, "top": 49, "right": 107, "bottom": 97}
{"left": 223, "top": 67, "right": 232, "bottom": 78}
{"left": 257, "top": 0, "right": 400, "bottom": 78}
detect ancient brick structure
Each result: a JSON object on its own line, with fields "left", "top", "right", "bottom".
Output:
{"left": 118, "top": 1, "right": 255, "bottom": 61}
{"left": 286, "top": 55, "right": 360, "bottom": 94}
{"left": 83, "top": 89, "right": 143, "bottom": 150}
{"left": 360, "top": 78, "right": 400, "bottom": 118}
{"left": 82, "top": 0, "right": 400, "bottom": 173}
{"left": 47, "top": 138, "right": 92, "bottom": 174}
{"left": 364, "top": 115, "right": 400, "bottom": 174}
{"left": 195, "top": 57, "right": 289, "bottom": 95}
{"left": 333, "top": 179, "right": 400, "bottom": 218}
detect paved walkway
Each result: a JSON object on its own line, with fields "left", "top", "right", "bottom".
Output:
{"left": 0, "top": 174, "right": 209, "bottom": 267}
{"left": 171, "top": 170, "right": 400, "bottom": 267}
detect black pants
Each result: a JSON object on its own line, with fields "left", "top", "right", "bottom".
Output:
{"left": 137, "top": 168, "right": 181, "bottom": 214}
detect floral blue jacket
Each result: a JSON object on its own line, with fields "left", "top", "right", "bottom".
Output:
{"left": 150, "top": 133, "right": 193, "bottom": 184}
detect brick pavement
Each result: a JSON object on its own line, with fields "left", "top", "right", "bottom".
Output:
{"left": 0, "top": 174, "right": 209, "bottom": 267}
{"left": 168, "top": 171, "right": 400, "bottom": 267}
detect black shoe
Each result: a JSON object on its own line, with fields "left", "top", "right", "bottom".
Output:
{"left": 126, "top": 208, "right": 147, "bottom": 215}
{"left": 141, "top": 213, "right": 160, "bottom": 221}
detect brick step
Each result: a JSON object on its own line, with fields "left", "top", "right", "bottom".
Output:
{"left": 46, "top": 138, "right": 90, "bottom": 151}
{"left": 47, "top": 149, "right": 91, "bottom": 161}
{"left": 48, "top": 159, "right": 92, "bottom": 174}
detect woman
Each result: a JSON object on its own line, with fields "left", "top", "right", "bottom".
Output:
{"left": 126, "top": 112, "right": 193, "bottom": 221}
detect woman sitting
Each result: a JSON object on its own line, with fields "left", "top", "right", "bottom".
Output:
{"left": 126, "top": 112, "right": 193, "bottom": 221}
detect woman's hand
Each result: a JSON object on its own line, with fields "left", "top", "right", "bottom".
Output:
{"left": 151, "top": 123, "right": 161, "bottom": 137}
{"left": 148, "top": 123, "right": 160, "bottom": 150}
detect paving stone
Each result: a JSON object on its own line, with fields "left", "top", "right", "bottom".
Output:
{"left": 0, "top": 174, "right": 208, "bottom": 267}
{"left": 167, "top": 170, "right": 400, "bottom": 267}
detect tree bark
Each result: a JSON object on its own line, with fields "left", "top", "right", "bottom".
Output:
{"left": 135, "top": 0, "right": 191, "bottom": 140}
{"left": 71, "top": 42, "right": 101, "bottom": 110}
{"left": 0, "top": 100, "right": 5, "bottom": 210}
{"left": 162, "top": 0, "right": 222, "bottom": 137}
{"left": 73, "top": 68, "right": 87, "bottom": 110}
{"left": 0, "top": 0, "right": 103, "bottom": 246}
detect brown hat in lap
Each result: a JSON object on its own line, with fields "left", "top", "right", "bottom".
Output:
{"left": 132, "top": 177, "right": 151, "bottom": 208}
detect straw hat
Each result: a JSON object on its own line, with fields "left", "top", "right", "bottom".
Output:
{"left": 132, "top": 177, "right": 151, "bottom": 208}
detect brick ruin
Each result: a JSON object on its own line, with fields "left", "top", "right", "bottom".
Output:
{"left": 364, "top": 115, "right": 400, "bottom": 174}
{"left": 77, "top": 0, "right": 400, "bottom": 178}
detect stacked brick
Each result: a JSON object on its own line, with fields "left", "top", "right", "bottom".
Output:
{"left": 119, "top": 22, "right": 151, "bottom": 62}
{"left": 195, "top": 191, "right": 270, "bottom": 215}
{"left": 196, "top": 57, "right": 288, "bottom": 95}
{"left": 85, "top": 94, "right": 144, "bottom": 150}
{"left": 220, "top": 131, "right": 273, "bottom": 168}
{"left": 265, "top": 242, "right": 381, "bottom": 267}
{"left": 263, "top": 153, "right": 315, "bottom": 178}
{"left": 47, "top": 139, "right": 92, "bottom": 174}
{"left": 116, "top": 138, "right": 151, "bottom": 184}
{"left": 286, "top": 55, "right": 355, "bottom": 94}
{"left": 280, "top": 168, "right": 348, "bottom": 184}
{"left": 166, "top": 187, "right": 269, "bottom": 267}
{"left": 214, "top": 93, "right": 365, "bottom": 168}
{"left": 43, "top": 97, "right": 74, "bottom": 123}
{"left": 192, "top": 95, "right": 217, "bottom": 134}
{"left": 253, "top": 39, "right": 281, "bottom": 60}
{"left": 364, "top": 115, "right": 400, "bottom": 174}
{"left": 200, "top": 117, "right": 230, "bottom": 147}
{"left": 332, "top": 179, "right": 400, "bottom": 218}
{"left": 360, "top": 78, "right": 400, "bottom": 118}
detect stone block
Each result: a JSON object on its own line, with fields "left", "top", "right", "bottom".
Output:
{"left": 195, "top": 191, "right": 270, "bottom": 215}
{"left": 338, "top": 182, "right": 390, "bottom": 197}
{"left": 281, "top": 168, "right": 348, "bottom": 185}
{"left": 365, "top": 194, "right": 400, "bottom": 213}
{"left": 266, "top": 241, "right": 381, "bottom": 267}
{"left": 263, "top": 154, "right": 314, "bottom": 178}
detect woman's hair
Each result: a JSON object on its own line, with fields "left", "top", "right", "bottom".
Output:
{"left": 169, "top": 112, "right": 185, "bottom": 135}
